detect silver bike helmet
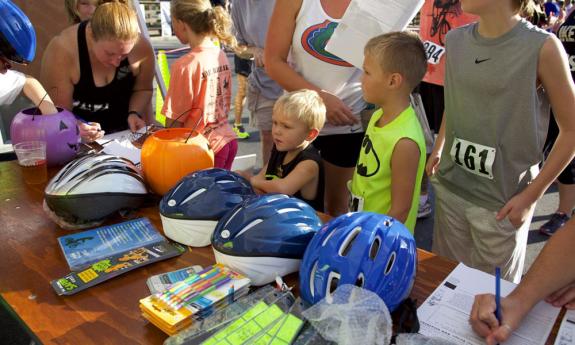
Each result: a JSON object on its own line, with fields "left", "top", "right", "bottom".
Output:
{"left": 44, "top": 153, "right": 148, "bottom": 229}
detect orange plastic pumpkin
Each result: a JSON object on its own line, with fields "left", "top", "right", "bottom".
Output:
{"left": 141, "top": 128, "right": 214, "bottom": 195}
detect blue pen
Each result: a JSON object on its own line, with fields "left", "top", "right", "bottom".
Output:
{"left": 75, "top": 116, "right": 103, "bottom": 131}
{"left": 495, "top": 267, "right": 502, "bottom": 324}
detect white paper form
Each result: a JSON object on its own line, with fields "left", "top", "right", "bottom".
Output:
{"left": 418, "top": 263, "right": 561, "bottom": 345}
{"left": 96, "top": 129, "right": 142, "bottom": 164}
{"left": 554, "top": 310, "right": 575, "bottom": 345}
{"left": 324, "top": 0, "right": 424, "bottom": 69}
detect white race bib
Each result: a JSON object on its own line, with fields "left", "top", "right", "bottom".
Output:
{"left": 449, "top": 137, "right": 496, "bottom": 180}
{"left": 423, "top": 41, "right": 445, "bottom": 65}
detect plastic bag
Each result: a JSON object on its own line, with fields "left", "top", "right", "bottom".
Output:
{"left": 395, "top": 333, "right": 458, "bottom": 345}
{"left": 302, "top": 285, "right": 392, "bottom": 345}
{"left": 165, "top": 285, "right": 295, "bottom": 345}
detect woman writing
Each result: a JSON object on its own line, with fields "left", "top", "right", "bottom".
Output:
{"left": 42, "top": 0, "right": 154, "bottom": 141}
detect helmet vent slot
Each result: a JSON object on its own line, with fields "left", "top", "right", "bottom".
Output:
{"left": 384, "top": 252, "right": 396, "bottom": 276}
{"left": 181, "top": 188, "right": 206, "bottom": 205}
{"left": 369, "top": 236, "right": 382, "bottom": 261}
{"left": 234, "top": 219, "right": 263, "bottom": 238}
{"left": 327, "top": 271, "right": 341, "bottom": 298}
{"left": 321, "top": 227, "right": 338, "bottom": 247}
{"left": 309, "top": 260, "right": 319, "bottom": 299}
{"left": 339, "top": 226, "right": 361, "bottom": 257}
{"left": 355, "top": 274, "right": 364, "bottom": 288}
{"left": 277, "top": 208, "right": 299, "bottom": 214}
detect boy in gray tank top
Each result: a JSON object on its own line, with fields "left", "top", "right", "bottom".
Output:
{"left": 426, "top": 0, "right": 575, "bottom": 284}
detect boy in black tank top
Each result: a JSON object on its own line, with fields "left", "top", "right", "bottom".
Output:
{"left": 242, "top": 90, "right": 326, "bottom": 212}
{"left": 72, "top": 21, "right": 136, "bottom": 133}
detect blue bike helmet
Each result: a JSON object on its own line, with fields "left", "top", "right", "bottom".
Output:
{"left": 211, "top": 194, "right": 322, "bottom": 285}
{"left": 160, "top": 168, "right": 255, "bottom": 247}
{"left": 299, "top": 212, "right": 417, "bottom": 311}
{"left": 0, "top": 0, "right": 36, "bottom": 64}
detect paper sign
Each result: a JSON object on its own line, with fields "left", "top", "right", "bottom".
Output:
{"left": 325, "top": 0, "right": 424, "bottom": 69}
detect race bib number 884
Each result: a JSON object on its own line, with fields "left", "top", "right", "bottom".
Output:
{"left": 449, "top": 137, "right": 496, "bottom": 180}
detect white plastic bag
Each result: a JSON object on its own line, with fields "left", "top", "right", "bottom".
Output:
{"left": 302, "top": 285, "right": 392, "bottom": 345}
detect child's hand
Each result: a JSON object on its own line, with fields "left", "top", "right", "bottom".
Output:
{"left": 496, "top": 191, "right": 536, "bottom": 228}
{"left": 235, "top": 169, "right": 253, "bottom": 180}
{"left": 426, "top": 151, "right": 441, "bottom": 176}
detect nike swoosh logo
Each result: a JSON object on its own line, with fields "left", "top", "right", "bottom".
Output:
{"left": 475, "top": 58, "right": 491, "bottom": 64}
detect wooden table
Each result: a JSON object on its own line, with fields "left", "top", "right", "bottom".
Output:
{"left": 0, "top": 161, "right": 558, "bottom": 344}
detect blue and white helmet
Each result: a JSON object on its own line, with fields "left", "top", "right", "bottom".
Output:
{"left": 211, "top": 194, "right": 322, "bottom": 285}
{"left": 44, "top": 153, "right": 148, "bottom": 229}
{"left": 159, "top": 168, "right": 255, "bottom": 247}
{"left": 299, "top": 212, "right": 417, "bottom": 311}
{"left": 0, "top": 0, "right": 36, "bottom": 64}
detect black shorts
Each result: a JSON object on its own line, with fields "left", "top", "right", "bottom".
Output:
{"left": 418, "top": 82, "right": 444, "bottom": 133}
{"left": 234, "top": 55, "right": 252, "bottom": 77}
{"left": 312, "top": 132, "right": 364, "bottom": 168}
{"left": 545, "top": 109, "right": 575, "bottom": 184}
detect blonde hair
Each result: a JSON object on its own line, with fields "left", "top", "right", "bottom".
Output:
{"left": 171, "top": 0, "right": 237, "bottom": 50}
{"left": 64, "top": 0, "right": 82, "bottom": 23}
{"left": 90, "top": 0, "right": 139, "bottom": 41}
{"left": 273, "top": 90, "right": 326, "bottom": 130}
{"left": 515, "top": 0, "right": 537, "bottom": 16}
{"left": 365, "top": 31, "right": 427, "bottom": 91}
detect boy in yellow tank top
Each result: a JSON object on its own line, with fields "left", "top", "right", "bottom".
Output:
{"left": 349, "top": 32, "right": 428, "bottom": 232}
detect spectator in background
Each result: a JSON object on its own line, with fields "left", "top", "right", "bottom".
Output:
{"left": 265, "top": 0, "right": 366, "bottom": 216}
{"left": 162, "top": 0, "right": 238, "bottom": 169}
{"left": 231, "top": 0, "right": 283, "bottom": 165}
{"left": 64, "top": 0, "right": 98, "bottom": 24}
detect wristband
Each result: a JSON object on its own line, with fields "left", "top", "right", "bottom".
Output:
{"left": 128, "top": 110, "right": 143, "bottom": 119}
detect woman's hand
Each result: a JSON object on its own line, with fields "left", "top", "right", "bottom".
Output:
{"left": 78, "top": 121, "right": 104, "bottom": 142}
{"left": 319, "top": 90, "right": 358, "bottom": 126}
{"left": 128, "top": 113, "right": 146, "bottom": 132}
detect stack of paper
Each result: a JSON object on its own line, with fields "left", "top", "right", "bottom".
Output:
{"left": 418, "top": 263, "right": 561, "bottom": 345}
{"left": 140, "top": 264, "right": 251, "bottom": 335}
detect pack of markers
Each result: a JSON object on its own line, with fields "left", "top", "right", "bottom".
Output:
{"left": 139, "top": 264, "right": 251, "bottom": 335}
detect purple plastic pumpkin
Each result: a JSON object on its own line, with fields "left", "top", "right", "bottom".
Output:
{"left": 10, "top": 107, "right": 80, "bottom": 166}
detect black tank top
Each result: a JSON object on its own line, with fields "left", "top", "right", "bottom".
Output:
{"left": 72, "top": 21, "right": 136, "bottom": 133}
{"left": 265, "top": 145, "right": 325, "bottom": 212}
{"left": 558, "top": 10, "right": 575, "bottom": 82}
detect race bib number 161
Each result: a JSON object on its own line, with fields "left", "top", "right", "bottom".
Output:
{"left": 449, "top": 137, "right": 496, "bottom": 180}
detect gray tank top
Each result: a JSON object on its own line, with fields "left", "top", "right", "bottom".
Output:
{"left": 437, "top": 19, "right": 550, "bottom": 211}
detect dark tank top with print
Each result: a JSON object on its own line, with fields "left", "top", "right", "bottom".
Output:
{"left": 72, "top": 21, "right": 136, "bottom": 133}
{"left": 557, "top": 10, "right": 575, "bottom": 82}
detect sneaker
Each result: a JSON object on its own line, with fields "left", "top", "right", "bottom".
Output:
{"left": 417, "top": 199, "right": 433, "bottom": 219}
{"left": 233, "top": 124, "right": 250, "bottom": 139}
{"left": 539, "top": 212, "right": 570, "bottom": 236}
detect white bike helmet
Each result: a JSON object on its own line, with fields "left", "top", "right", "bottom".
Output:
{"left": 44, "top": 153, "right": 148, "bottom": 229}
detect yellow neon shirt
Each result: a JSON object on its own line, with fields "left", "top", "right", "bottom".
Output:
{"left": 350, "top": 106, "right": 426, "bottom": 232}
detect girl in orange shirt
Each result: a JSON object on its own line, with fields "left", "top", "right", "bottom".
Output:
{"left": 163, "top": 0, "right": 238, "bottom": 169}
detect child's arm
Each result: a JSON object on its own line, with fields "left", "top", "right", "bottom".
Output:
{"left": 22, "top": 76, "right": 58, "bottom": 115}
{"left": 250, "top": 160, "right": 319, "bottom": 196}
{"left": 389, "top": 138, "right": 421, "bottom": 224}
{"left": 426, "top": 112, "right": 446, "bottom": 176}
{"left": 497, "top": 36, "right": 575, "bottom": 228}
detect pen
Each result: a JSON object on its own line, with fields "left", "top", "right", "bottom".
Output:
{"left": 495, "top": 267, "right": 501, "bottom": 324}
{"left": 75, "top": 116, "right": 103, "bottom": 132}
